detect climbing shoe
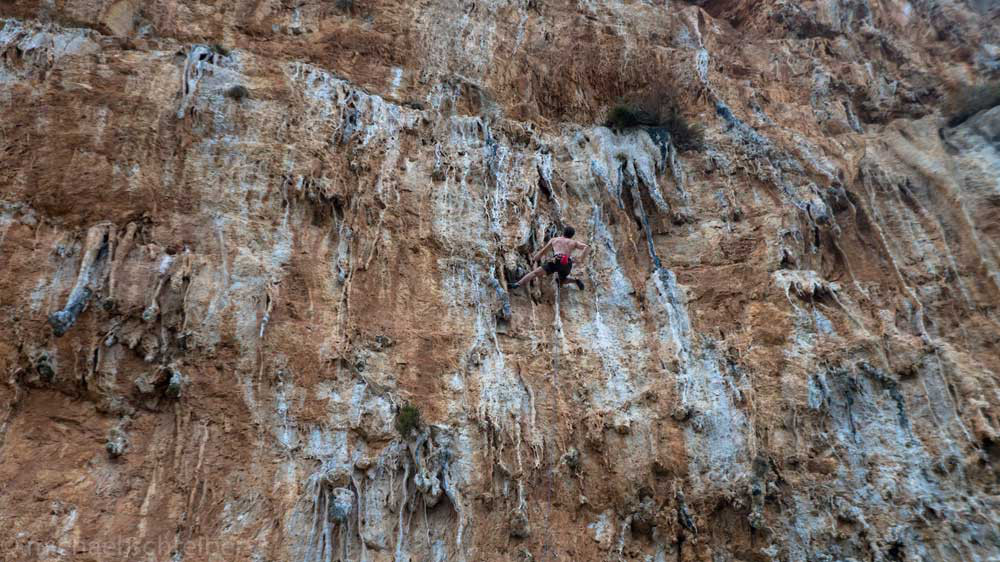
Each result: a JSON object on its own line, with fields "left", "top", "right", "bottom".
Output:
{"left": 574, "top": 279, "right": 584, "bottom": 290}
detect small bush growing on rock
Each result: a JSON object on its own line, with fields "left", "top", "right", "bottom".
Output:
{"left": 225, "top": 85, "right": 250, "bottom": 102}
{"left": 606, "top": 103, "right": 659, "bottom": 128}
{"left": 605, "top": 89, "right": 705, "bottom": 152}
{"left": 945, "top": 81, "right": 1000, "bottom": 127}
{"left": 395, "top": 403, "right": 421, "bottom": 438}
{"left": 663, "top": 109, "right": 705, "bottom": 152}
{"left": 210, "top": 43, "right": 230, "bottom": 57}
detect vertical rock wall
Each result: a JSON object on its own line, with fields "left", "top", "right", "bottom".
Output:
{"left": 0, "top": 0, "right": 999, "bottom": 560}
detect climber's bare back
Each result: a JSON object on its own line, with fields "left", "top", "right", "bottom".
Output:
{"left": 546, "top": 236, "right": 583, "bottom": 258}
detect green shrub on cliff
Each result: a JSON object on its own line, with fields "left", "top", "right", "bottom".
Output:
{"left": 395, "top": 403, "right": 422, "bottom": 438}
{"left": 605, "top": 89, "right": 704, "bottom": 152}
{"left": 226, "top": 85, "right": 250, "bottom": 101}
{"left": 606, "top": 103, "right": 659, "bottom": 128}
{"left": 661, "top": 107, "right": 705, "bottom": 152}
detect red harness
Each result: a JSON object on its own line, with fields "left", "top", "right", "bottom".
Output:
{"left": 556, "top": 254, "right": 570, "bottom": 266}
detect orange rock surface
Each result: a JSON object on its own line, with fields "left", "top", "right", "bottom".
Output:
{"left": 1, "top": 0, "right": 999, "bottom": 560}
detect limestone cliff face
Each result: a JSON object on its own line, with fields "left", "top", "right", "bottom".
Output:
{"left": 1, "top": 0, "right": 999, "bottom": 560}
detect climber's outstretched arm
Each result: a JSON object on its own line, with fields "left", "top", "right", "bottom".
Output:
{"left": 532, "top": 239, "right": 553, "bottom": 263}
{"left": 575, "top": 241, "right": 590, "bottom": 261}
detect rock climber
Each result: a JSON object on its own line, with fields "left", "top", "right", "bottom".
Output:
{"left": 511, "top": 226, "right": 589, "bottom": 292}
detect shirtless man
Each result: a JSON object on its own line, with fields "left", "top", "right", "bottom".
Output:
{"left": 511, "top": 226, "right": 589, "bottom": 291}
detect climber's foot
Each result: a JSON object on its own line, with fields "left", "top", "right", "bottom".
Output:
{"left": 574, "top": 279, "right": 584, "bottom": 290}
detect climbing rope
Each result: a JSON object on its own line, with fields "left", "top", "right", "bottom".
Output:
{"left": 537, "top": 205, "right": 601, "bottom": 560}
{"left": 540, "top": 279, "right": 562, "bottom": 561}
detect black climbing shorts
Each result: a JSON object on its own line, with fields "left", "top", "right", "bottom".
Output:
{"left": 543, "top": 254, "right": 573, "bottom": 280}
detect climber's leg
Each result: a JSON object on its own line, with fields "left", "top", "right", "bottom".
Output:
{"left": 511, "top": 265, "right": 547, "bottom": 290}
{"left": 553, "top": 259, "right": 582, "bottom": 289}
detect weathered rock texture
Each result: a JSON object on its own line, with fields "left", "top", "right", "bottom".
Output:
{"left": 1, "top": 0, "right": 999, "bottom": 560}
